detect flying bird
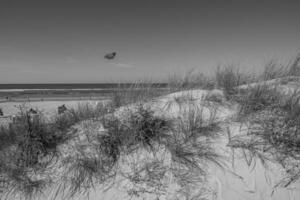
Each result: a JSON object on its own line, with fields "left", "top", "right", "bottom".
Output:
{"left": 104, "top": 52, "right": 117, "bottom": 60}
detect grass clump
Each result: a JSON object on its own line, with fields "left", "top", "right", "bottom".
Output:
{"left": 123, "top": 158, "right": 169, "bottom": 199}
{"left": 170, "top": 106, "right": 221, "bottom": 165}
{"left": 126, "top": 105, "right": 171, "bottom": 150}
{"left": 59, "top": 152, "right": 117, "bottom": 199}
{"left": 59, "top": 103, "right": 221, "bottom": 199}
{"left": 260, "top": 53, "right": 300, "bottom": 81}
{"left": 0, "top": 125, "right": 17, "bottom": 152}
{"left": 260, "top": 92, "right": 300, "bottom": 158}
{"left": 58, "top": 105, "right": 172, "bottom": 198}
{"left": 98, "top": 116, "right": 126, "bottom": 162}
{"left": 229, "top": 90, "right": 300, "bottom": 186}
{"left": 0, "top": 87, "right": 225, "bottom": 199}
{"left": 0, "top": 108, "right": 68, "bottom": 199}
{"left": 215, "top": 65, "right": 255, "bottom": 100}
{"left": 110, "top": 81, "right": 168, "bottom": 108}
{"left": 235, "top": 84, "right": 282, "bottom": 117}
{"left": 164, "top": 104, "right": 222, "bottom": 199}
{"left": 0, "top": 163, "right": 51, "bottom": 200}
{"left": 52, "top": 102, "right": 112, "bottom": 131}
{"left": 168, "top": 68, "right": 215, "bottom": 91}
{"left": 163, "top": 92, "right": 198, "bottom": 112}
{"left": 0, "top": 102, "right": 111, "bottom": 199}
{"left": 175, "top": 104, "right": 220, "bottom": 140}
{"left": 261, "top": 60, "right": 287, "bottom": 81}
{"left": 287, "top": 54, "right": 300, "bottom": 76}
{"left": 102, "top": 105, "right": 172, "bottom": 153}
{"left": 0, "top": 107, "right": 69, "bottom": 169}
{"left": 109, "top": 105, "right": 171, "bottom": 153}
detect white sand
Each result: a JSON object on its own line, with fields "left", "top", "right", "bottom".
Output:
{"left": 2, "top": 78, "right": 300, "bottom": 200}
{"left": 107, "top": 84, "right": 300, "bottom": 200}
{"left": 0, "top": 100, "right": 104, "bottom": 117}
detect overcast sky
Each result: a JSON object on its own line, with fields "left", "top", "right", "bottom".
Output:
{"left": 0, "top": 0, "right": 300, "bottom": 83}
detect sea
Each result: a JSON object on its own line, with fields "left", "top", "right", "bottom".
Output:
{"left": 0, "top": 83, "right": 169, "bottom": 116}
{"left": 0, "top": 83, "right": 167, "bottom": 90}
{"left": 0, "top": 83, "right": 169, "bottom": 102}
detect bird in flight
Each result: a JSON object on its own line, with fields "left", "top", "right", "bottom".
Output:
{"left": 104, "top": 52, "right": 117, "bottom": 60}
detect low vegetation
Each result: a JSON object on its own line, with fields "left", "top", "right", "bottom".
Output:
{"left": 0, "top": 107, "right": 69, "bottom": 199}
{"left": 0, "top": 96, "right": 223, "bottom": 199}
{"left": 0, "top": 103, "right": 112, "bottom": 199}
{"left": 215, "top": 65, "right": 255, "bottom": 99}
{"left": 51, "top": 105, "right": 173, "bottom": 199}
{"left": 168, "top": 68, "right": 215, "bottom": 91}
{"left": 260, "top": 54, "right": 300, "bottom": 80}
{"left": 52, "top": 102, "right": 112, "bottom": 130}
{"left": 1, "top": 53, "right": 300, "bottom": 199}
{"left": 235, "top": 84, "right": 281, "bottom": 117}
{"left": 229, "top": 87, "right": 300, "bottom": 186}
{"left": 110, "top": 81, "right": 168, "bottom": 108}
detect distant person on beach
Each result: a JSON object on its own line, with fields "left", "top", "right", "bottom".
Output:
{"left": 27, "top": 108, "right": 39, "bottom": 123}
{"left": 0, "top": 108, "right": 3, "bottom": 116}
{"left": 28, "top": 108, "right": 38, "bottom": 114}
{"left": 58, "top": 104, "right": 67, "bottom": 114}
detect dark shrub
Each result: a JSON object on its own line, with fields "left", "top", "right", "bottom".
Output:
{"left": 127, "top": 106, "right": 171, "bottom": 149}
{"left": 215, "top": 65, "right": 254, "bottom": 99}
{"left": 236, "top": 84, "right": 281, "bottom": 116}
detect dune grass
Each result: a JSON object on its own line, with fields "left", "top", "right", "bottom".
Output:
{"left": 52, "top": 102, "right": 112, "bottom": 131}
{"left": 0, "top": 109, "right": 68, "bottom": 199}
{"left": 54, "top": 105, "right": 172, "bottom": 198}
{"left": 125, "top": 105, "right": 172, "bottom": 150}
{"left": 0, "top": 106, "right": 70, "bottom": 168}
{"left": 223, "top": 54, "right": 300, "bottom": 186}
{"left": 228, "top": 88, "right": 300, "bottom": 186}
{"left": 260, "top": 54, "right": 300, "bottom": 81}
{"left": 122, "top": 157, "right": 169, "bottom": 198}
{"left": 99, "top": 104, "right": 172, "bottom": 155}
{"left": 235, "top": 84, "right": 282, "bottom": 117}
{"left": 1, "top": 54, "right": 300, "bottom": 199}
{"left": 0, "top": 103, "right": 112, "bottom": 199}
{"left": 110, "top": 81, "right": 168, "bottom": 108}
{"left": 165, "top": 103, "right": 223, "bottom": 200}
{"left": 168, "top": 104, "right": 222, "bottom": 169}
{"left": 260, "top": 91, "right": 300, "bottom": 160}
{"left": 168, "top": 68, "right": 215, "bottom": 91}
{"left": 215, "top": 65, "right": 257, "bottom": 100}
{"left": 261, "top": 60, "right": 287, "bottom": 81}
{"left": 55, "top": 101, "right": 223, "bottom": 199}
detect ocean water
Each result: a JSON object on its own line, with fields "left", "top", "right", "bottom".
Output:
{"left": 0, "top": 83, "right": 168, "bottom": 117}
{"left": 0, "top": 83, "right": 167, "bottom": 90}
{"left": 0, "top": 83, "right": 169, "bottom": 103}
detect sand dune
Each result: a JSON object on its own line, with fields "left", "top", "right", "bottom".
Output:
{"left": 1, "top": 78, "right": 300, "bottom": 200}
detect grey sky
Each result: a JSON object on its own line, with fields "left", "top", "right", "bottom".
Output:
{"left": 0, "top": 0, "right": 300, "bottom": 83}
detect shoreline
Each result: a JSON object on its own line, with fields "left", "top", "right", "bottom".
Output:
{"left": 0, "top": 96, "right": 109, "bottom": 103}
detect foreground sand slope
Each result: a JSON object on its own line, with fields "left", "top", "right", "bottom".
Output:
{"left": 153, "top": 87, "right": 300, "bottom": 200}
{"left": 57, "top": 83, "right": 300, "bottom": 200}
{"left": 4, "top": 78, "right": 300, "bottom": 200}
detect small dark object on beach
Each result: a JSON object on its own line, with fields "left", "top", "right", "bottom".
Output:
{"left": 28, "top": 108, "right": 38, "bottom": 114}
{"left": 58, "top": 104, "right": 67, "bottom": 114}
{"left": 0, "top": 108, "right": 3, "bottom": 116}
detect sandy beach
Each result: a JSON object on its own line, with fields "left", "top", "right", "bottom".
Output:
{"left": 1, "top": 1, "right": 300, "bottom": 198}
{"left": 0, "top": 99, "right": 106, "bottom": 117}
